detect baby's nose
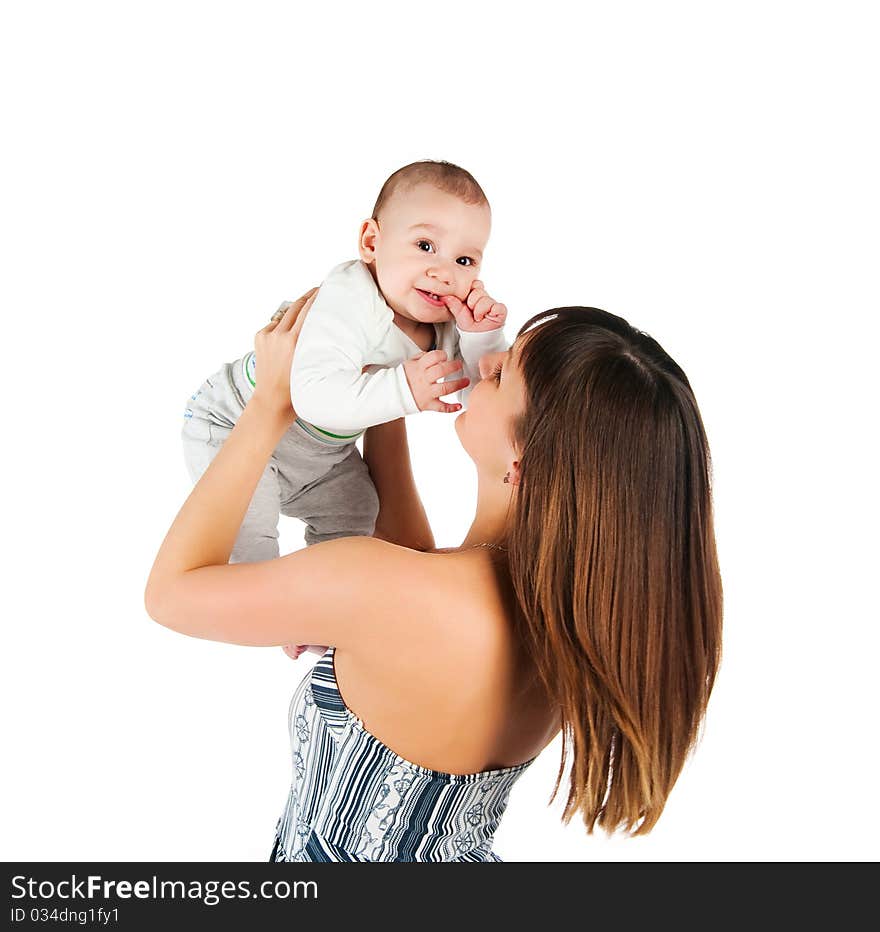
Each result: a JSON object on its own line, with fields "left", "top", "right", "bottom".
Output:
{"left": 428, "top": 259, "right": 456, "bottom": 285}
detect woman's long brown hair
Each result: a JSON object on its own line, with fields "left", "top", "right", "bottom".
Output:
{"left": 509, "top": 308, "right": 722, "bottom": 835}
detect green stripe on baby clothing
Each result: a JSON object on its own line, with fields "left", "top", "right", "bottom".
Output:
{"left": 294, "top": 418, "right": 363, "bottom": 446}
{"left": 245, "top": 352, "right": 362, "bottom": 446}
{"left": 244, "top": 352, "right": 257, "bottom": 389}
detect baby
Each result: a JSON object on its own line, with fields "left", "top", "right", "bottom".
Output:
{"left": 181, "top": 160, "right": 508, "bottom": 657}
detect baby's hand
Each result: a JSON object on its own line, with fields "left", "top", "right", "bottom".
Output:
{"left": 283, "top": 644, "right": 328, "bottom": 661}
{"left": 402, "top": 350, "right": 470, "bottom": 413}
{"left": 444, "top": 281, "right": 507, "bottom": 333}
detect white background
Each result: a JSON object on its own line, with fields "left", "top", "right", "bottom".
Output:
{"left": 2, "top": 1, "right": 877, "bottom": 861}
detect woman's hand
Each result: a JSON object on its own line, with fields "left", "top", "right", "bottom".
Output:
{"left": 251, "top": 287, "right": 320, "bottom": 418}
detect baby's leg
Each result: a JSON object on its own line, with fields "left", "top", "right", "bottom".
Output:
{"left": 282, "top": 444, "right": 379, "bottom": 547}
{"left": 181, "top": 372, "right": 282, "bottom": 563}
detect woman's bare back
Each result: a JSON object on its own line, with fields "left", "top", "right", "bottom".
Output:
{"left": 333, "top": 549, "right": 560, "bottom": 775}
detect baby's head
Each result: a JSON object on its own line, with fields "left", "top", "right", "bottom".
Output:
{"left": 358, "top": 161, "right": 491, "bottom": 324}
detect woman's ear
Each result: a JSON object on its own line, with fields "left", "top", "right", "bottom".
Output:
{"left": 358, "top": 218, "right": 380, "bottom": 264}
{"left": 507, "top": 460, "right": 522, "bottom": 486}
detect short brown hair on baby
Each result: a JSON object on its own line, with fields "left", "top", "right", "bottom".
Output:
{"left": 372, "top": 160, "right": 489, "bottom": 220}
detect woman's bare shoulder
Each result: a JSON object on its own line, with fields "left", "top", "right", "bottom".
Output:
{"left": 351, "top": 541, "right": 506, "bottom": 646}
{"left": 351, "top": 539, "right": 496, "bottom": 617}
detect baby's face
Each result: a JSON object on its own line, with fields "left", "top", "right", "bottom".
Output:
{"left": 359, "top": 183, "right": 491, "bottom": 323}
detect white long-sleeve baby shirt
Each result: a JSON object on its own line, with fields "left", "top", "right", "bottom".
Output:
{"left": 289, "top": 260, "right": 508, "bottom": 441}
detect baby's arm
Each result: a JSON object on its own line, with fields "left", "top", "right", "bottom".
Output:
{"left": 456, "top": 330, "right": 509, "bottom": 406}
{"left": 444, "top": 280, "right": 509, "bottom": 406}
{"left": 290, "top": 278, "right": 419, "bottom": 432}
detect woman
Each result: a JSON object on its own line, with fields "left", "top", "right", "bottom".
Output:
{"left": 145, "top": 290, "right": 722, "bottom": 861}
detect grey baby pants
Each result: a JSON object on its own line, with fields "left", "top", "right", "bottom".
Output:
{"left": 181, "top": 357, "right": 379, "bottom": 563}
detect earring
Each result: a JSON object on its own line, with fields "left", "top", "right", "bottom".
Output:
{"left": 503, "top": 472, "right": 511, "bottom": 484}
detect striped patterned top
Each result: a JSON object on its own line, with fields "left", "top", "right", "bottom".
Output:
{"left": 271, "top": 647, "right": 535, "bottom": 862}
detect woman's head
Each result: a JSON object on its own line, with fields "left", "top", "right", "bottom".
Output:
{"left": 475, "top": 307, "right": 723, "bottom": 835}
{"left": 454, "top": 341, "right": 526, "bottom": 484}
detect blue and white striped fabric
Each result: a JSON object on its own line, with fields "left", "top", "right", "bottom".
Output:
{"left": 271, "top": 647, "right": 535, "bottom": 862}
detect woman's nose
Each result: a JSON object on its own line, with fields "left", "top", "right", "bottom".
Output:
{"left": 478, "top": 352, "right": 502, "bottom": 380}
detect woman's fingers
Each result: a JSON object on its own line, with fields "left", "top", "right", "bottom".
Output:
{"left": 289, "top": 289, "right": 318, "bottom": 339}
{"left": 276, "top": 286, "right": 319, "bottom": 332}
{"left": 263, "top": 287, "right": 319, "bottom": 336}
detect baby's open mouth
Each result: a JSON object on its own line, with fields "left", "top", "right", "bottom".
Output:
{"left": 417, "top": 289, "right": 446, "bottom": 306}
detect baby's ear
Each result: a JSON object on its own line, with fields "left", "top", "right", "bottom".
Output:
{"left": 358, "top": 218, "right": 380, "bottom": 263}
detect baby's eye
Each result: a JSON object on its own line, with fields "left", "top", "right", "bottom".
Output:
{"left": 416, "top": 240, "right": 434, "bottom": 253}
{"left": 457, "top": 256, "right": 476, "bottom": 267}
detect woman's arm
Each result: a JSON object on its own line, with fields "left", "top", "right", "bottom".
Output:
{"left": 145, "top": 392, "right": 291, "bottom": 616}
{"left": 363, "top": 418, "right": 435, "bottom": 552}
{"left": 145, "top": 294, "right": 313, "bottom": 625}
{"left": 143, "top": 290, "right": 448, "bottom": 648}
